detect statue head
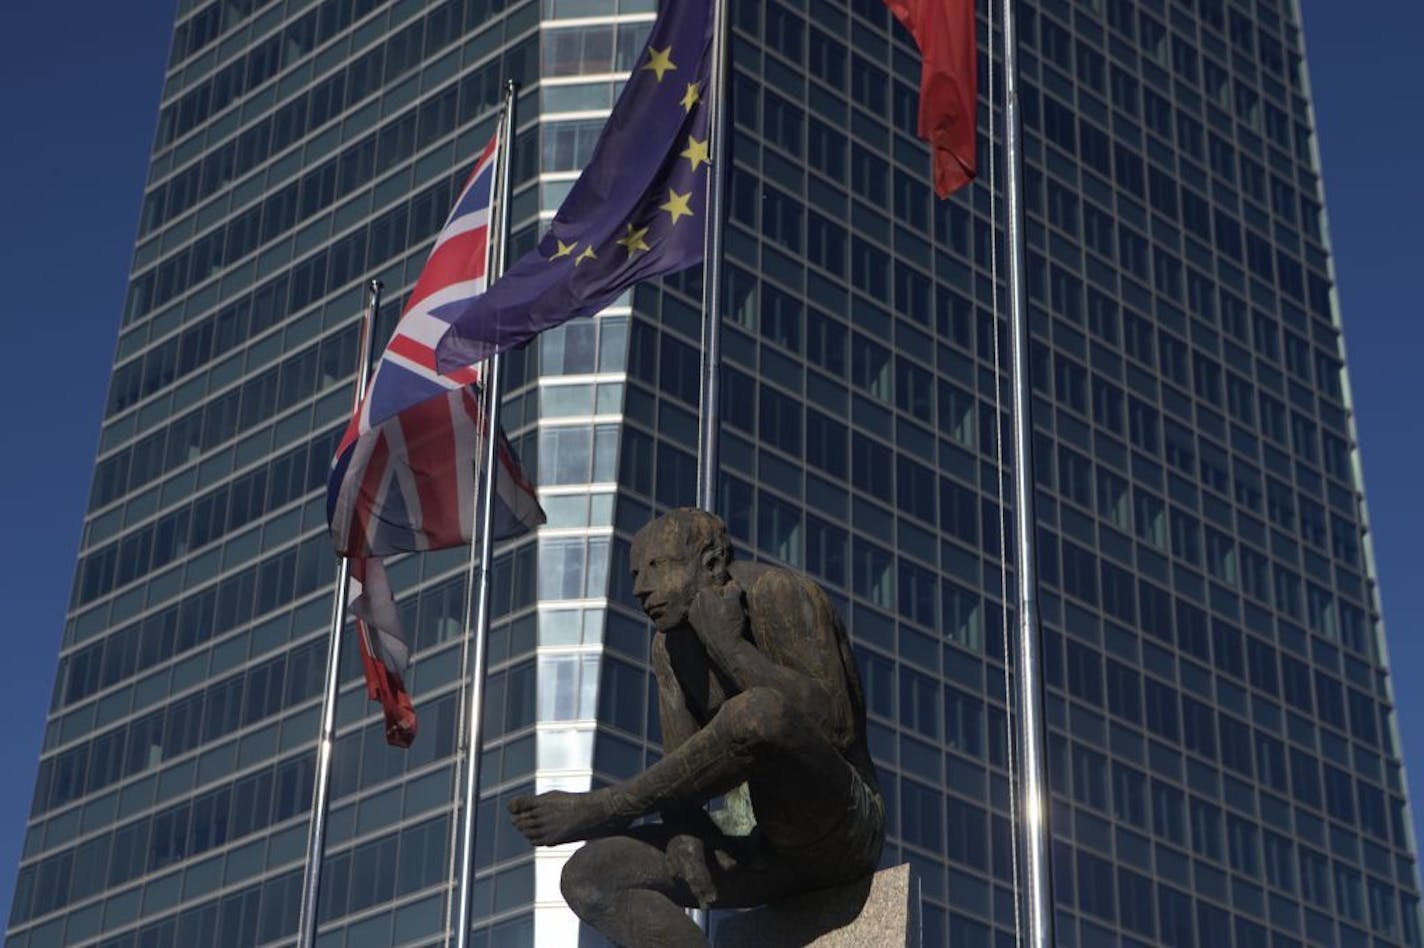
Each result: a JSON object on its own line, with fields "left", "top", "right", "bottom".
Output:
{"left": 629, "top": 508, "right": 733, "bottom": 632}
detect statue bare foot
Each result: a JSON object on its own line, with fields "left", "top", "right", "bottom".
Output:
{"left": 508, "top": 790, "right": 629, "bottom": 846}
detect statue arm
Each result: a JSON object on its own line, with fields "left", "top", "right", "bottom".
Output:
{"left": 650, "top": 633, "right": 708, "bottom": 827}
{"left": 687, "top": 574, "right": 828, "bottom": 723}
{"left": 652, "top": 634, "right": 699, "bottom": 753}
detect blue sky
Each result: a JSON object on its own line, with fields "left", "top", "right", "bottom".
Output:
{"left": 0, "top": 0, "right": 1420, "bottom": 928}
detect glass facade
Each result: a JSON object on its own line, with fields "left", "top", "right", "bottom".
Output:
{"left": 8, "top": 0, "right": 1422, "bottom": 946}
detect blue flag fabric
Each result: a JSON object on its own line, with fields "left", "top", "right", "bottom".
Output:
{"left": 435, "top": 0, "right": 713, "bottom": 370}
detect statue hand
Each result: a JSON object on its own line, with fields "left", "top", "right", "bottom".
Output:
{"left": 667, "top": 833, "right": 718, "bottom": 909}
{"left": 687, "top": 580, "right": 747, "bottom": 654}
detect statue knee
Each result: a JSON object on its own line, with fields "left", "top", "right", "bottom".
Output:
{"left": 724, "top": 687, "right": 796, "bottom": 754}
{"left": 561, "top": 843, "right": 615, "bottom": 920}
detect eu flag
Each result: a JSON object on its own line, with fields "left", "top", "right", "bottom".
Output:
{"left": 435, "top": 0, "right": 713, "bottom": 370}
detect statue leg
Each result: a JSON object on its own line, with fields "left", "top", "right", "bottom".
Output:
{"left": 560, "top": 822, "right": 825, "bottom": 947}
{"left": 560, "top": 829, "right": 706, "bottom": 947}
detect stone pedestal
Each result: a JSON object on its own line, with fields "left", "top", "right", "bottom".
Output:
{"left": 710, "top": 864, "right": 920, "bottom": 947}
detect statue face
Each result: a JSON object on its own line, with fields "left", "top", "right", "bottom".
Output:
{"left": 630, "top": 540, "right": 707, "bottom": 633}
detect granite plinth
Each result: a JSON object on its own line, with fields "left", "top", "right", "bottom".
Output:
{"left": 711, "top": 863, "right": 919, "bottom": 947}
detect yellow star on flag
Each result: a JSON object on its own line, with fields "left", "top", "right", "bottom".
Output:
{"left": 680, "top": 81, "right": 702, "bottom": 113}
{"left": 549, "top": 238, "right": 576, "bottom": 261}
{"left": 680, "top": 136, "right": 710, "bottom": 173}
{"left": 660, "top": 189, "right": 694, "bottom": 225}
{"left": 575, "top": 245, "right": 597, "bottom": 266}
{"left": 642, "top": 46, "right": 677, "bottom": 82}
{"left": 615, "top": 223, "right": 651, "bottom": 256}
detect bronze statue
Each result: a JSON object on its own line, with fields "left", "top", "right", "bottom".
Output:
{"left": 508, "top": 508, "right": 884, "bottom": 946}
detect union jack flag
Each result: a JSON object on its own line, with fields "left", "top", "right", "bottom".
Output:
{"left": 327, "top": 133, "right": 544, "bottom": 747}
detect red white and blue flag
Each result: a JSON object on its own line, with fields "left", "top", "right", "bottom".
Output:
{"left": 327, "top": 134, "right": 544, "bottom": 747}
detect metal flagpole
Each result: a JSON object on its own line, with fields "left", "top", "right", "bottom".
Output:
{"left": 999, "top": 0, "right": 1055, "bottom": 944}
{"left": 296, "top": 279, "right": 383, "bottom": 948}
{"left": 451, "top": 79, "right": 519, "bottom": 948}
{"left": 689, "top": 0, "right": 731, "bottom": 934}
{"left": 695, "top": 0, "right": 731, "bottom": 512}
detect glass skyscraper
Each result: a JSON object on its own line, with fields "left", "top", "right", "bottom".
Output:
{"left": 8, "top": 0, "right": 1422, "bottom": 945}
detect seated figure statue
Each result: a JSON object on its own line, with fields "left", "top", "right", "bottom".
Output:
{"left": 508, "top": 508, "right": 884, "bottom": 946}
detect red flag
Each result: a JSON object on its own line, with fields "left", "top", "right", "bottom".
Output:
{"left": 349, "top": 558, "right": 417, "bottom": 748}
{"left": 885, "top": 0, "right": 977, "bottom": 197}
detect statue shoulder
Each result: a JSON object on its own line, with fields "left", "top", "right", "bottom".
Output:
{"left": 730, "top": 562, "right": 826, "bottom": 619}
{"left": 727, "top": 560, "right": 770, "bottom": 593}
